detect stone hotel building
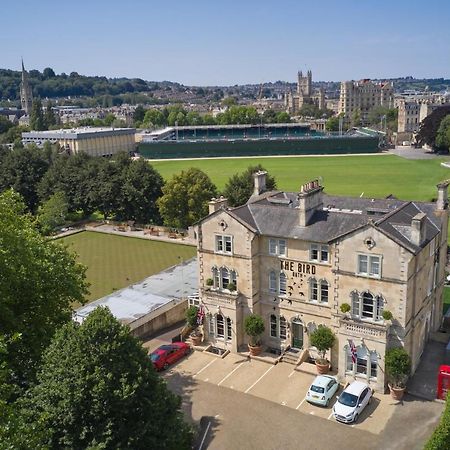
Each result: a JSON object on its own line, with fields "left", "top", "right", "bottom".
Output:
{"left": 196, "top": 172, "right": 448, "bottom": 392}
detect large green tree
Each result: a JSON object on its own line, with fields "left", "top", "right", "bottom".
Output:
{"left": 117, "top": 158, "right": 164, "bottom": 223}
{"left": 0, "top": 144, "right": 50, "bottom": 212}
{"left": 24, "top": 307, "right": 193, "bottom": 449}
{"left": 222, "top": 164, "right": 277, "bottom": 207}
{"left": 36, "top": 191, "right": 68, "bottom": 235}
{"left": 0, "top": 190, "right": 87, "bottom": 386}
{"left": 435, "top": 115, "right": 450, "bottom": 152}
{"left": 157, "top": 168, "right": 217, "bottom": 229}
{"left": 30, "top": 98, "right": 46, "bottom": 131}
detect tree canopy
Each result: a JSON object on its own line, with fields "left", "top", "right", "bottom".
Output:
{"left": 23, "top": 307, "right": 193, "bottom": 449}
{"left": 416, "top": 105, "right": 450, "bottom": 149}
{"left": 222, "top": 164, "right": 277, "bottom": 207}
{"left": 0, "top": 190, "right": 88, "bottom": 386}
{"left": 435, "top": 115, "right": 450, "bottom": 152}
{"left": 157, "top": 168, "right": 217, "bottom": 229}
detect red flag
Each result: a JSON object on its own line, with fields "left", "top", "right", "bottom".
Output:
{"left": 348, "top": 339, "right": 357, "bottom": 364}
{"left": 196, "top": 304, "right": 205, "bottom": 325}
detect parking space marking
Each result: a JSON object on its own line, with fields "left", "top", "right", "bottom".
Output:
{"left": 288, "top": 370, "right": 296, "bottom": 378}
{"left": 244, "top": 366, "right": 274, "bottom": 393}
{"left": 218, "top": 362, "right": 245, "bottom": 386}
{"left": 327, "top": 411, "right": 334, "bottom": 420}
{"left": 194, "top": 359, "right": 217, "bottom": 377}
{"left": 296, "top": 397, "right": 307, "bottom": 410}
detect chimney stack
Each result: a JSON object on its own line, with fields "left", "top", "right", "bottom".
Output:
{"left": 296, "top": 179, "right": 323, "bottom": 227}
{"left": 411, "top": 212, "right": 426, "bottom": 246}
{"left": 436, "top": 180, "right": 450, "bottom": 210}
{"left": 253, "top": 171, "right": 267, "bottom": 196}
{"left": 208, "top": 196, "right": 228, "bottom": 215}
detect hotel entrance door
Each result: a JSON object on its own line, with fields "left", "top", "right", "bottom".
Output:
{"left": 291, "top": 319, "right": 303, "bottom": 349}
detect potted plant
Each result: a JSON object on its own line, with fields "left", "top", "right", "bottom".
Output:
{"left": 340, "top": 303, "right": 351, "bottom": 317}
{"left": 244, "top": 314, "right": 265, "bottom": 356}
{"left": 385, "top": 347, "right": 411, "bottom": 400}
{"left": 226, "top": 282, "right": 236, "bottom": 293}
{"left": 309, "top": 325, "right": 336, "bottom": 374}
{"left": 205, "top": 278, "right": 214, "bottom": 290}
{"left": 186, "top": 306, "right": 203, "bottom": 346}
{"left": 382, "top": 310, "right": 393, "bottom": 321}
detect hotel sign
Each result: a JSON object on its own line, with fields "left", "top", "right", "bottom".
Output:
{"left": 280, "top": 260, "right": 316, "bottom": 277}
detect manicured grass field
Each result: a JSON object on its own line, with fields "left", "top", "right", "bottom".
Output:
{"left": 59, "top": 231, "right": 196, "bottom": 302}
{"left": 151, "top": 154, "right": 450, "bottom": 202}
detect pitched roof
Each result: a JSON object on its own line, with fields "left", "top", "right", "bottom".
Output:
{"left": 227, "top": 192, "right": 442, "bottom": 253}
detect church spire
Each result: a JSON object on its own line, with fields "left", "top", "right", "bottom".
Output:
{"left": 20, "top": 59, "right": 33, "bottom": 115}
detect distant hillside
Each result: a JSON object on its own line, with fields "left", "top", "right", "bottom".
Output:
{"left": 0, "top": 68, "right": 181, "bottom": 102}
{"left": 0, "top": 67, "right": 448, "bottom": 103}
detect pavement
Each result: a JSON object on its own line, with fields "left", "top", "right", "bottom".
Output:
{"left": 144, "top": 328, "right": 445, "bottom": 449}
{"left": 388, "top": 146, "right": 446, "bottom": 160}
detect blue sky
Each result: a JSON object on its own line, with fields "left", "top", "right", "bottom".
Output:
{"left": 2, "top": 0, "right": 449, "bottom": 85}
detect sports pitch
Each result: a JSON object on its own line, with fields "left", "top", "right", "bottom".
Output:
{"left": 151, "top": 154, "right": 450, "bottom": 202}
{"left": 59, "top": 232, "right": 196, "bottom": 302}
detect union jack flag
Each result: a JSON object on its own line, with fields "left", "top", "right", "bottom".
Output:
{"left": 196, "top": 304, "right": 205, "bottom": 325}
{"left": 348, "top": 339, "right": 357, "bottom": 364}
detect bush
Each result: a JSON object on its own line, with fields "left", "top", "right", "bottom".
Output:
{"left": 382, "top": 310, "right": 393, "bottom": 321}
{"left": 244, "top": 314, "right": 265, "bottom": 346}
{"left": 309, "top": 325, "right": 336, "bottom": 362}
{"left": 340, "top": 303, "right": 351, "bottom": 313}
{"left": 206, "top": 278, "right": 214, "bottom": 286}
{"left": 185, "top": 306, "right": 198, "bottom": 329}
{"left": 425, "top": 393, "right": 450, "bottom": 449}
{"left": 385, "top": 347, "right": 411, "bottom": 388}
{"left": 226, "top": 282, "right": 236, "bottom": 292}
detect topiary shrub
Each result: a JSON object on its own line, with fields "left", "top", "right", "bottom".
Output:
{"left": 309, "top": 325, "right": 336, "bottom": 364}
{"left": 206, "top": 278, "right": 214, "bottom": 287}
{"left": 340, "top": 303, "right": 351, "bottom": 314}
{"left": 244, "top": 314, "right": 265, "bottom": 346}
{"left": 382, "top": 310, "right": 393, "bottom": 321}
{"left": 185, "top": 306, "right": 198, "bottom": 329}
{"left": 385, "top": 347, "right": 411, "bottom": 388}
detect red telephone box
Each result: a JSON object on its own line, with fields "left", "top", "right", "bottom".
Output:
{"left": 437, "top": 365, "right": 450, "bottom": 400}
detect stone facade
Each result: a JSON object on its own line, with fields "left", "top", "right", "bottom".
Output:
{"left": 196, "top": 173, "right": 448, "bottom": 393}
{"left": 339, "top": 79, "right": 394, "bottom": 124}
{"left": 21, "top": 127, "right": 136, "bottom": 157}
{"left": 20, "top": 60, "right": 33, "bottom": 115}
{"left": 285, "top": 70, "right": 325, "bottom": 115}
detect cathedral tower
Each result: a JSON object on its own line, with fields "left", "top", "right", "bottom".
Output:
{"left": 20, "top": 59, "right": 33, "bottom": 114}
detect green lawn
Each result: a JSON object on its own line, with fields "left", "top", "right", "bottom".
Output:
{"left": 59, "top": 231, "right": 196, "bottom": 302}
{"left": 151, "top": 154, "right": 450, "bottom": 202}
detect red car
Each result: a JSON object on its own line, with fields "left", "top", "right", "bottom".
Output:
{"left": 150, "top": 342, "right": 191, "bottom": 371}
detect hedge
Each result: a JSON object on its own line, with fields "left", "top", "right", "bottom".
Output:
{"left": 425, "top": 393, "right": 450, "bottom": 449}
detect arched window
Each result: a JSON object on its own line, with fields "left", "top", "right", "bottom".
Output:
{"left": 320, "top": 280, "right": 329, "bottom": 303}
{"left": 279, "top": 272, "right": 287, "bottom": 295}
{"left": 279, "top": 316, "right": 287, "bottom": 340}
{"left": 351, "top": 291, "right": 360, "bottom": 316}
{"left": 221, "top": 268, "right": 230, "bottom": 289}
{"left": 216, "top": 314, "right": 224, "bottom": 338}
{"left": 208, "top": 314, "right": 215, "bottom": 336}
{"left": 362, "top": 292, "right": 374, "bottom": 319}
{"left": 226, "top": 318, "right": 232, "bottom": 341}
{"left": 345, "top": 345, "right": 378, "bottom": 380}
{"left": 309, "top": 278, "right": 318, "bottom": 302}
{"left": 269, "top": 271, "right": 277, "bottom": 294}
{"left": 212, "top": 267, "right": 219, "bottom": 289}
{"left": 230, "top": 270, "right": 237, "bottom": 289}
{"left": 376, "top": 296, "right": 384, "bottom": 320}
{"left": 270, "top": 314, "right": 277, "bottom": 337}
